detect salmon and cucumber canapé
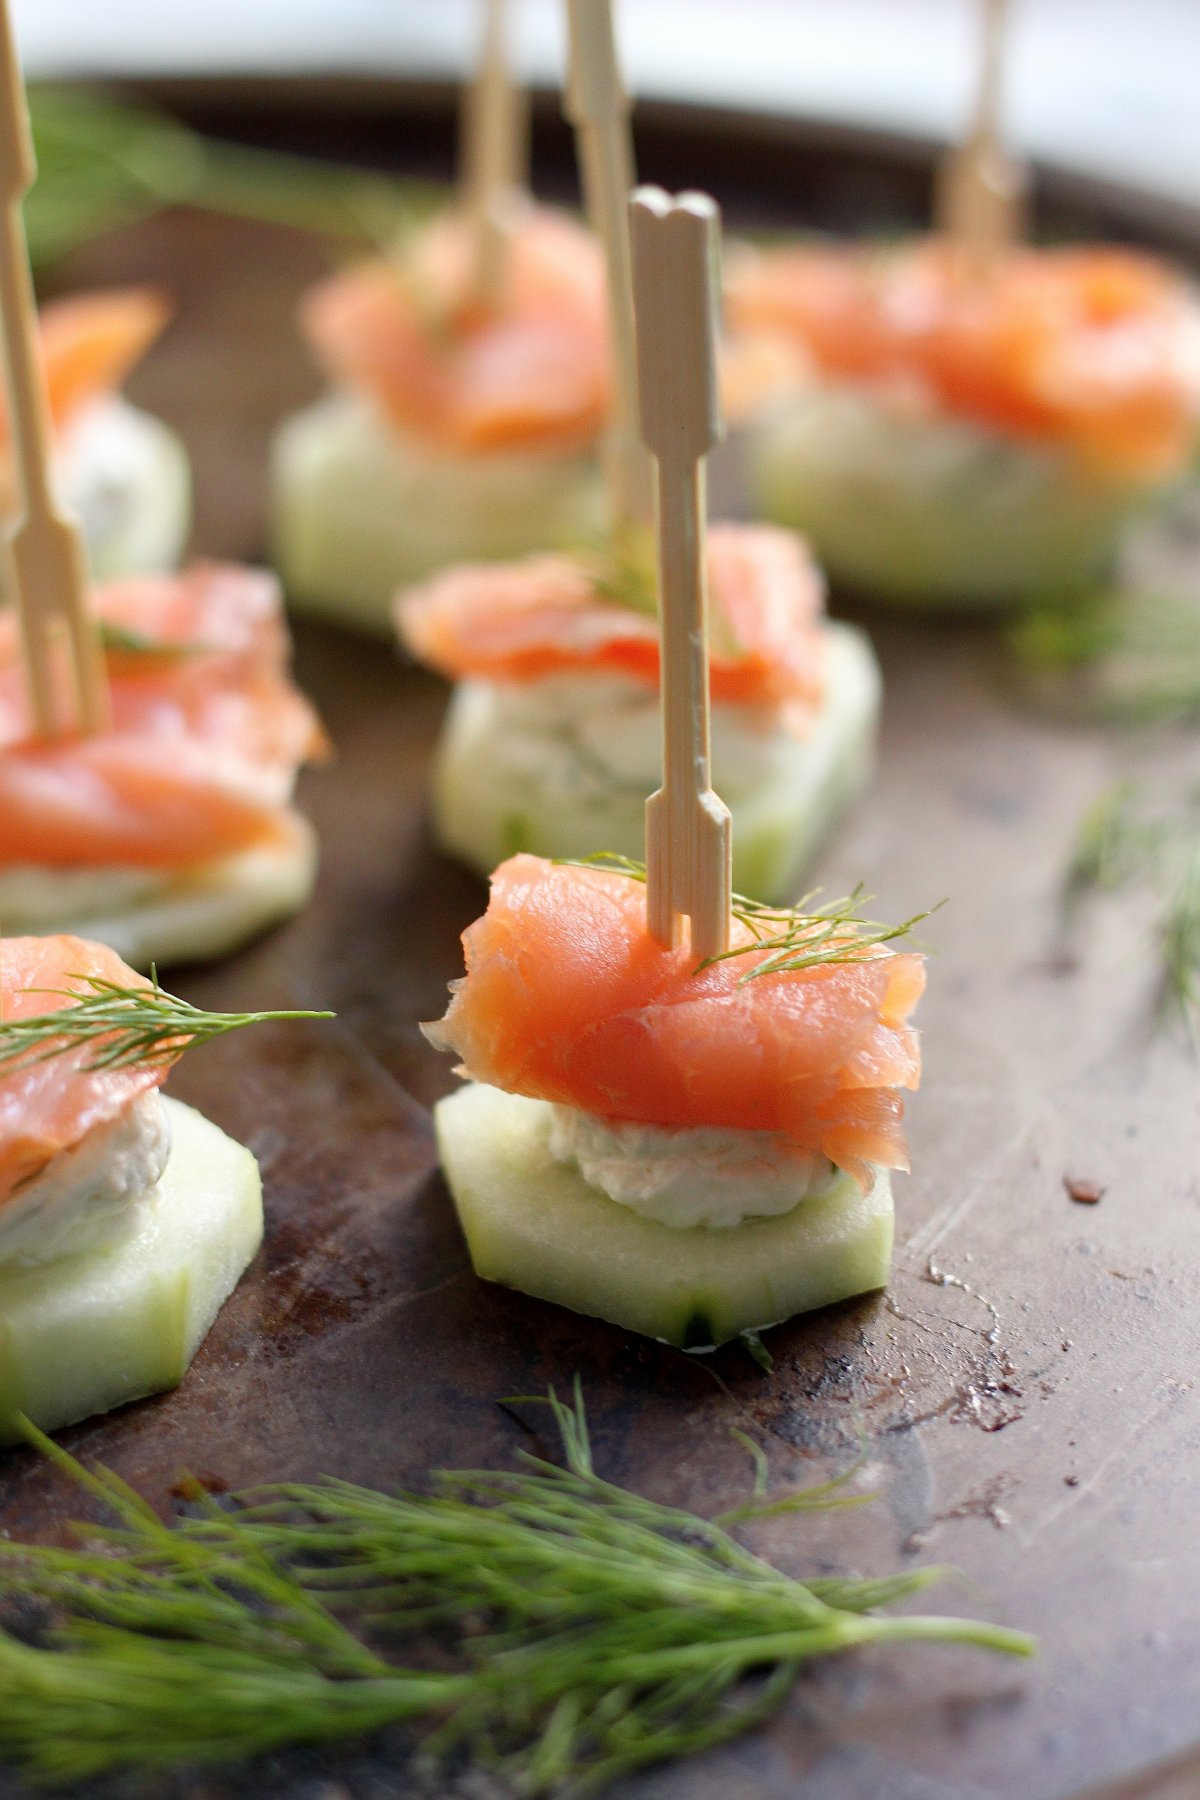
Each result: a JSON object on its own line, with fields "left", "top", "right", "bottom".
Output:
{"left": 9, "top": 289, "right": 191, "bottom": 578}
{"left": 272, "top": 205, "right": 612, "bottom": 630}
{"left": 397, "top": 522, "right": 880, "bottom": 902}
{"left": 0, "top": 936, "right": 268, "bottom": 1441}
{"left": 727, "top": 238, "right": 1200, "bottom": 606}
{"left": 0, "top": 563, "right": 327, "bottom": 967}
{"left": 429, "top": 855, "right": 926, "bottom": 1347}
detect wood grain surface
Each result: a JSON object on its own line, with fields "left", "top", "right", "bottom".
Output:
{"left": 0, "top": 95, "right": 1198, "bottom": 1800}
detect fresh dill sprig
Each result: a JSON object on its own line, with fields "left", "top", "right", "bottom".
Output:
{"left": 1007, "top": 585, "right": 1200, "bottom": 726}
{"left": 1064, "top": 782, "right": 1200, "bottom": 1032}
{"left": 98, "top": 621, "right": 211, "bottom": 661}
{"left": 562, "top": 854, "right": 938, "bottom": 983}
{"left": 0, "top": 1384, "right": 1032, "bottom": 1790}
{"left": 0, "top": 971, "right": 333, "bottom": 1075}
{"left": 27, "top": 85, "right": 440, "bottom": 270}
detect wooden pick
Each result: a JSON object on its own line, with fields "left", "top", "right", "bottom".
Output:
{"left": 631, "top": 186, "right": 731, "bottom": 964}
{"left": 563, "top": 0, "right": 652, "bottom": 532}
{"left": 459, "top": 0, "right": 528, "bottom": 308}
{"left": 936, "top": 0, "right": 1026, "bottom": 277}
{"left": 0, "top": 0, "right": 107, "bottom": 739}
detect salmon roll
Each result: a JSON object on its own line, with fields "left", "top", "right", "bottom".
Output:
{"left": 0, "top": 563, "right": 327, "bottom": 968}
{"left": 20, "top": 289, "right": 190, "bottom": 579}
{"left": 727, "top": 239, "right": 1200, "bottom": 609}
{"left": 396, "top": 522, "right": 879, "bottom": 902}
{"left": 427, "top": 854, "right": 924, "bottom": 1347}
{"left": 271, "top": 205, "right": 610, "bottom": 633}
{"left": 0, "top": 935, "right": 324, "bottom": 1441}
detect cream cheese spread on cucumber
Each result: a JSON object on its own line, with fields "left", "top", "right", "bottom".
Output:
{"left": 57, "top": 396, "right": 192, "bottom": 580}
{"left": 272, "top": 393, "right": 607, "bottom": 634}
{"left": 0, "top": 1098, "right": 262, "bottom": 1443}
{"left": 748, "top": 386, "right": 1150, "bottom": 609}
{"left": 439, "top": 1083, "right": 892, "bottom": 1348}
{"left": 432, "top": 621, "right": 878, "bottom": 901}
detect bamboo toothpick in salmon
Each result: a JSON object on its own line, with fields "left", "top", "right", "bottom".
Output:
{"left": 564, "top": 0, "right": 652, "bottom": 531}
{"left": 936, "top": 0, "right": 1026, "bottom": 276}
{"left": 631, "top": 186, "right": 731, "bottom": 963}
{"left": 0, "top": 0, "right": 107, "bottom": 739}
{"left": 460, "top": 0, "right": 528, "bottom": 308}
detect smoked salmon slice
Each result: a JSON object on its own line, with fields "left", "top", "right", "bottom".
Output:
{"left": 397, "top": 523, "right": 829, "bottom": 713}
{"left": 29, "top": 288, "right": 170, "bottom": 440}
{"left": 728, "top": 238, "right": 1200, "bottom": 480}
{"left": 0, "top": 935, "right": 172, "bottom": 1204}
{"left": 302, "top": 207, "right": 609, "bottom": 454}
{"left": 426, "top": 855, "right": 924, "bottom": 1187}
{"left": 0, "top": 564, "right": 326, "bottom": 870}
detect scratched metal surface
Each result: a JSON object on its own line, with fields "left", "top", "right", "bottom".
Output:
{"left": 0, "top": 95, "right": 1199, "bottom": 1800}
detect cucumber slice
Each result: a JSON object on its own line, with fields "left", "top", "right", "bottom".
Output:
{"left": 58, "top": 397, "right": 192, "bottom": 580}
{"left": 0, "top": 1097, "right": 262, "bottom": 1443}
{"left": 271, "top": 393, "right": 608, "bottom": 634}
{"left": 747, "top": 386, "right": 1151, "bottom": 609}
{"left": 432, "top": 622, "right": 879, "bottom": 902}
{"left": 0, "top": 817, "right": 319, "bottom": 972}
{"left": 435, "top": 1083, "right": 893, "bottom": 1348}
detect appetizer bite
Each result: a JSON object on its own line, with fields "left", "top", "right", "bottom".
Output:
{"left": 271, "top": 0, "right": 608, "bottom": 632}
{"left": 396, "top": 527, "right": 878, "bottom": 902}
{"left": 0, "top": 562, "right": 327, "bottom": 968}
{"left": 728, "top": 238, "right": 1200, "bottom": 609}
{"left": 13, "top": 289, "right": 189, "bottom": 579}
{"left": 427, "top": 855, "right": 923, "bottom": 1348}
{"left": 0, "top": 935, "right": 328, "bottom": 1441}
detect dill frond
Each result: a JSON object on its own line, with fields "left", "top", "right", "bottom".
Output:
{"left": 0, "top": 970, "right": 333, "bottom": 1075}
{"left": 560, "top": 854, "right": 938, "bottom": 983}
{"left": 1008, "top": 586, "right": 1200, "bottom": 726}
{"left": 98, "top": 622, "right": 212, "bottom": 661}
{"left": 1064, "top": 783, "right": 1200, "bottom": 1034}
{"left": 0, "top": 1386, "right": 1033, "bottom": 1789}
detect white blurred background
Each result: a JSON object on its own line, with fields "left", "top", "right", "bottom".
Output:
{"left": 13, "top": 0, "right": 1200, "bottom": 213}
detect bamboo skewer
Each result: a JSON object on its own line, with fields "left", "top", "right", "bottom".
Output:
{"left": 631, "top": 186, "right": 731, "bottom": 964}
{"left": 563, "top": 0, "right": 652, "bottom": 532}
{"left": 459, "top": 0, "right": 528, "bottom": 308}
{"left": 936, "top": 0, "right": 1026, "bottom": 277}
{"left": 0, "top": 0, "right": 106, "bottom": 739}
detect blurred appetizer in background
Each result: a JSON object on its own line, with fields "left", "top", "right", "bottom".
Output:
{"left": 728, "top": 0, "right": 1200, "bottom": 610}
{"left": 0, "top": 563, "right": 327, "bottom": 968}
{"left": 0, "top": 935, "right": 329, "bottom": 1441}
{"left": 397, "top": 527, "right": 877, "bottom": 902}
{"left": 271, "top": 0, "right": 608, "bottom": 632}
{"left": 11, "top": 289, "right": 189, "bottom": 580}
{"left": 729, "top": 238, "right": 1200, "bottom": 611}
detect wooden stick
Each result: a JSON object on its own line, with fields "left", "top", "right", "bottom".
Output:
{"left": 563, "top": 0, "right": 652, "bottom": 532}
{"left": 631, "top": 186, "right": 731, "bottom": 963}
{"left": 0, "top": 0, "right": 106, "bottom": 738}
{"left": 936, "top": 0, "right": 1026, "bottom": 276}
{"left": 459, "top": 0, "right": 528, "bottom": 308}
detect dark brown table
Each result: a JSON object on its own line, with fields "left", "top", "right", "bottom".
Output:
{"left": 1, "top": 87, "right": 1198, "bottom": 1800}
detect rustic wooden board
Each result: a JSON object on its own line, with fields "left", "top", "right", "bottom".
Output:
{"left": 1, "top": 104, "right": 1199, "bottom": 1800}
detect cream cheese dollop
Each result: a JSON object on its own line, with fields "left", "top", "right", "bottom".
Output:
{"left": 0, "top": 1090, "right": 171, "bottom": 1270}
{"left": 546, "top": 1104, "right": 835, "bottom": 1230}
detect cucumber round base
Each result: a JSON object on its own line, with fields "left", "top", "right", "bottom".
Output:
{"left": 60, "top": 397, "right": 192, "bottom": 580}
{"left": 0, "top": 817, "right": 319, "bottom": 972}
{"left": 435, "top": 1083, "right": 893, "bottom": 1349}
{"left": 431, "top": 621, "right": 879, "bottom": 902}
{"left": 747, "top": 387, "right": 1149, "bottom": 610}
{"left": 271, "top": 393, "right": 608, "bottom": 635}
{"left": 0, "top": 1097, "right": 263, "bottom": 1444}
